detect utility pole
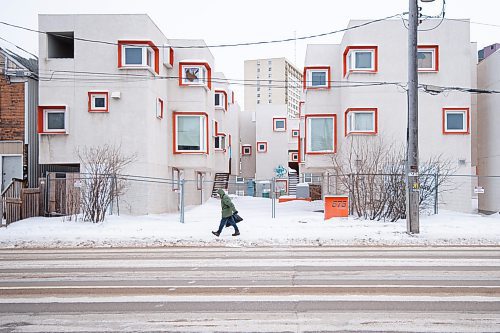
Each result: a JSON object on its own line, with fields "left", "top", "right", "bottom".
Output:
{"left": 406, "top": 0, "right": 420, "bottom": 234}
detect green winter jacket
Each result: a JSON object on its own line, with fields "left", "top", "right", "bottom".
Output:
{"left": 217, "top": 189, "right": 236, "bottom": 218}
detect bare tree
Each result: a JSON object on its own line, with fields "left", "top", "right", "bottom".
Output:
{"left": 76, "top": 145, "right": 135, "bottom": 223}
{"left": 330, "top": 137, "right": 455, "bottom": 221}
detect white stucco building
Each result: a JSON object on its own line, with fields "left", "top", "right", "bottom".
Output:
{"left": 477, "top": 45, "right": 500, "bottom": 213}
{"left": 37, "top": 14, "right": 240, "bottom": 214}
{"left": 300, "top": 18, "right": 477, "bottom": 212}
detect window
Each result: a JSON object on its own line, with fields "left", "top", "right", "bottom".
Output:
{"left": 306, "top": 115, "right": 336, "bottom": 154}
{"left": 156, "top": 98, "right": 164, "bottom": 119}
{"left": 303, "top": 173, "right": 313, "bottom": 183}
{"left": 257, "top": 87, "right": 260, "bottom": 92}
{"left": 118, "top": 40, "right": 159, "bottom": 74}
{"left": 179, "top": 62, "right": 212, "bottom": 89}
{"left": 443, "top": 108, "right": 469, "bottom": 134}
{"left": 257, "top": 94, "right": 260, "bottom": 97}
{"left": 417, "top": 45, "right": 439, "bottom": 72}
{"left": 303, "top": 67, "right": 330, "bottom": 89}
{"left": 257, "top": 142, "right": 267, "bottom": 152}
{"left": 174, "top": 112, "right": 208, "bottom": 153}
{"left": 215, "top": 90, "right": 227, "bottom": 110}
{"left": 343, "top": 46, "right": 378, "bottom": 76}
{"left": 47, "top": 32, "right": 74, "bottom": 58}
{"left": 236, "top": 176, "right": 245, "bottom": 184}
{"left": 215, "top": 135, "right": 226, "bottom": 150}
{"left": 37, "top": 106, "right": 68, "bottom": 134}
{"left": 242, "top": 145, "right": 252, "bottom": 156}
{"left": 292, "top": 129, "right": 299, "bottom": 137}
{"left": 88, "top": 92, "right": 108, "bottom": 112}
{"left": 345, "top": 108, "right": 378, "bottom": 135}
{"left": 268, "top": 67, "right": 272, "bottom": 71}
{"left": 273, "top": 118, "right": 287, "bottom": 132}
{"left": 268, "top": 60, "right": 272, "bottom": 65}
{"left": 290, "top": 152, "right": 299, "bottom": 162}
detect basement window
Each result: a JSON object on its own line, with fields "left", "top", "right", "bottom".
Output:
{"left": 47, "top": 32, "right": 74, "bottom": 58}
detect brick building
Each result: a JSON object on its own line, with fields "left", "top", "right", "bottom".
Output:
{"left": 0, "top": 46, "right": 39, "bottom": 191}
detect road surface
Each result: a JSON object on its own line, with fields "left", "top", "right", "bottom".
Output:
{"left": 0, "top": 246, "right": 499, "bottom": 332}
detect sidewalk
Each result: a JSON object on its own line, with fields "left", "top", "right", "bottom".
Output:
{"left": 1, "top": 196, "right": 499, "bottom": 248}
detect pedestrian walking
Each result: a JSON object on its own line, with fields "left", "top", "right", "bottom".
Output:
{"left": 212, "top": 189, "right": 240, "bottom": 237}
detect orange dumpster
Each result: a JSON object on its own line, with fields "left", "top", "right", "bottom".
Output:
{"left": 324, "top": 195, "right": 349, "bottom": 220}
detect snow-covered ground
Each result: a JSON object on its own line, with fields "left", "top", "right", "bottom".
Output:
{"left": 1, "top": 196, "right": 499, "bottom": 248}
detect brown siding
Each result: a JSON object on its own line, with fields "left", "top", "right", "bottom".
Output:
{"left": 0, "top": 74, "right": 25, "bottom": 141}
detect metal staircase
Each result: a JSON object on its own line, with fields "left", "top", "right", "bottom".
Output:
{"left": 288, "top": 172, "right": 299, "bottom": 196}
{"left": 212, "top": 173, "right": 230, "bottom": 197}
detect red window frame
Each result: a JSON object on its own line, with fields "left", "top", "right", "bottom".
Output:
{"left": 214, "top": 90, "right": 228, "bottom": 111}
{"left": 417, "top": 45, "right": 439, "bottom": 72}
{"left": 256, "top": 141, "right": 268, "bottom": 153}
{"left": 344, "top": 108, "right": 378, "bottom": 136}
{"left": 292, "top": 129, "right": 299, "bottom": 137}
{"left": 273, "top": 117, "right": 287, "bottom": 132}
{"left": 304, "top": 114, "right": 337, "bottom": 155}
{"left": 117, "top": 40, "right": 160, "bottom": 74}
{"left": 343, "top": 46, "right": 378, "bottom": 77}
{"left": 88, "top": 92, "right": 109, "bottom": 113}
{"left": 178, "top": 62, "right": 212, "bottom": 90}
{"left": 290, "top": 152, "right": 299, "bottom": 162}
{"left": 303, "top": 66, "right": 331, "bottom": 90}
{"left": 242, "top": 145, "right": 252, "bottom": 156}
{"left": 37, "top": 105, "right": 68, "bottom": 135}
{"left": 172, "top": 111, "right": 209, "bottom": 154}
{"left": 442, "top": 107, "right": 470, "bottom": 135}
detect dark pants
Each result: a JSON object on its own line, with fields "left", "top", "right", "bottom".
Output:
{"left": 217, "top": 216, "right": 239, "bottom": 233}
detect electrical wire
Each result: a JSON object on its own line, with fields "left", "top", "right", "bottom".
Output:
{"left": 0, "top": 13, "right": 403, "bottom": 50}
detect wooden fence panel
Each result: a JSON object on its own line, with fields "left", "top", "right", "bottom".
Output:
{"left": 21, "top": 188, "right": 40, "bottom": 219}
{"left": 5, "top": 197, "right": 21, "bottom": 225}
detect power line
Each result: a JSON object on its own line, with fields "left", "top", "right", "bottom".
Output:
{"left": 0, "top": 13, "right": 404, "bottom": 49}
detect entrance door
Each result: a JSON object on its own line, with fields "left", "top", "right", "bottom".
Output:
{"left": 1, "top": 156, "right": 22, "bottom": 191}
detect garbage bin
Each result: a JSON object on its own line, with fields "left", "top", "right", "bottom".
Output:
{"left": 324, "top": 195, "right": 349, "bottom": 220}
{"left": 262, "top": 189, "right": 270, "bottom": 198}
{"left": 296, "top": 183, "right": 310, "bottom": 199}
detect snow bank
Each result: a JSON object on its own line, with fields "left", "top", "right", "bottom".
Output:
{"left": 1, "top": 196, "right": 499, "bottom": 248}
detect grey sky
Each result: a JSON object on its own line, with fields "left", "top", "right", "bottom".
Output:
{"left": 0, "top": 0, "right": 498, "bottom": 101}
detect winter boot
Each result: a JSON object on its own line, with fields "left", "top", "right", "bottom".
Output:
{"left": 232, "top": 231, "right": 240, "bottom": 236}
{"left": 212, "top": 231, "right": 220, "bottom": 237}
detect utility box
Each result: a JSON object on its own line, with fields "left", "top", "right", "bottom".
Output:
{"left": 324, "top": 195, "right": 349, "bottom": 219}
{"left": 296, "top": 183, "right": 310, "bottom": 199}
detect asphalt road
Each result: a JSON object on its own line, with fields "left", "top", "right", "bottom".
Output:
{"left": 0, "top": 246, "right": 499, "bottom": 332}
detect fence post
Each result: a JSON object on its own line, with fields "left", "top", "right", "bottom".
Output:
{"left": 179, "top": 179, "right": 185, "bottom": 223}
{"left": 434, "top": 173, "right": 439, "bottom": 215}
{"left": 271, "top": 177, "right": 276, "bottom": 219}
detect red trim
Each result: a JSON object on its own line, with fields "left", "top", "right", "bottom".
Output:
{"left": 231, "top": 91, "right": 235, "bottom": 104}
{"left": 343, "top": 45, "right": 378, "bottom": 77}
{"left": 303, "top": 66, "right": 331, "bottom": 90}
{"left": 169, "top": 47, "right": 174, "bottom": 67}
{"left": 37, "top": 105, "right": 67, "bottom": 135}
{"left": 172, "top": 112, "right": 210, "bottom": 154}
{"left": 304, "top": 114, "right": 337, "bottom": 155}
{"left": 88, "top": 92, "right": 109, "bottom": 113}
{"left": 157, "top": 98, "right": 164, "bottom": 119}
{"left": 215, "top": 90, "right": 228, "bottom": 111}
{"left": 242, "top": 145, "right": 252, "bottom": 156}
{"left": 344, "top": 108, "right": 378, "bottom": 136}
{"left": 292, "top": 129, "right": 299, "bottom": 137}
{"left": 418, "top": 45, "right": 439, "bottom": 72}
{"left": 178, "top": 62, "right": 212, "bottom": 90}
{"left": 273, "top": 117, "right": 287, "bottom": 132}
{"left": 299, "top": 101, "right": 305, "bottom": 119}
{"left": 297, "top": 129, "right": 301, "bottom": 163}
{"left": 442, "top": 107, "right": 470, "bottom": 135}
{"left": 256, "top": 141, "right": 268, "bottom": 153}
{"left": 117, "top": 40, "right": 159, "bottom": 74}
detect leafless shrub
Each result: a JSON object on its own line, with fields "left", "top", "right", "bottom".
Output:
{"left": 330, "top": 137, "right": 455, "bottom": 221}
{"left": 76, "top": 145, "right": 135, "bottom": 223}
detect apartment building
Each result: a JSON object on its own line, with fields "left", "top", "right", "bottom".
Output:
{"left": 477, "top": 44, "right": 500, "bottom": 213}
{"left": 38, "top": 14, "right": 240, "bottom": 214}
{"left": 244, "top": 58, "right": 302, "bottom": 118}
{"left": 0, "top": 46, "right": 39, "bottom": 191}
{"left": 300, "top": 18, "right": 477, "bottom": 212}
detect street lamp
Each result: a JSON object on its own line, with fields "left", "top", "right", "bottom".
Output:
{"left": 406, "top": 0, "right": 435, "bottom": 234}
